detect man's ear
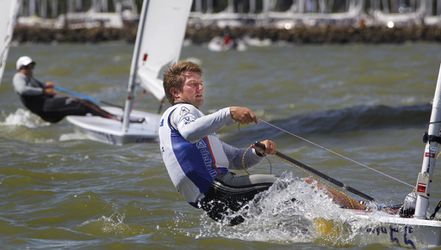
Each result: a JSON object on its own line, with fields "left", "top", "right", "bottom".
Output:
{"left": 170, "top": 87, "right": 180, "bottom": 100}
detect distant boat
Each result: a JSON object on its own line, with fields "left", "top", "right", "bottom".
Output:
{"left": 66, "top": 0, "right": 192, "bottom": 145}
{"left": 0, "top": 0, "right": 19, "bottom": 84}
{"left": 208, "top": 36, "right": 247, "bottom": 52}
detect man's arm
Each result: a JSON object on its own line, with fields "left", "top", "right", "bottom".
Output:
{"left": 12, "top": 73, "right": 43, "bottom": 95}
{"left": 173, "top": 104, "right": 233, "bottom": 142}
{"left": 221, "top": 141, "right": 262, "bottom": 170}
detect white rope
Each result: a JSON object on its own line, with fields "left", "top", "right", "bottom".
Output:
{"left": 259, "top": 119, "right": 414, "bottom": 188}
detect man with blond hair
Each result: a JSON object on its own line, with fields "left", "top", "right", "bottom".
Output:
{"left": 159, "top": 61, "right": 278, "bottom": 225}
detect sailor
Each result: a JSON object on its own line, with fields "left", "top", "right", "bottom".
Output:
{"left": 159, "top": 61, "right": 277, "bottom": 225}
{"left": 159, "top": 61, "right": 366, "bottom": 225}
{"left": 222, "top": 26, "right": 237, "bottom": 49}
{"left": 12, "top": 56, "right": 117, "bottom": 123}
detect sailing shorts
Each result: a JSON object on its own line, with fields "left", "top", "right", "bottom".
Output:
{"left": 198, "top": 172, "right": 277, "bottom": 225}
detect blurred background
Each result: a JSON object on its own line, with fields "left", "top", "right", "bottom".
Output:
{"left": 12, "top": 0, "right": 441, "bottom": 43}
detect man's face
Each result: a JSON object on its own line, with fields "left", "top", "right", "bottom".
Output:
{"left": 21, "top": 64, "right": 34, "bottom": 76}
{"left": 173, "top": 71, "right": 204, "bottom": 107}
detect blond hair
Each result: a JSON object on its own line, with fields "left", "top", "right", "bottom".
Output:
{"left": 163, "top": 61, "right": 202, "bottom": 104}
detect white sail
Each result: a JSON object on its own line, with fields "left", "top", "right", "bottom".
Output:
{"left": 0, "top": 0, "right": 19, "bottom": 84}
{"left": 136, "top": 0, "right": 192, "bottom": 101}
{"left": 67, "top": 0, "right": 192, "bottom": 145}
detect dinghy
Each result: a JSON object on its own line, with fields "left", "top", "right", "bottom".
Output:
{"left": 258, "top": 65, "right": 441, "bottom": 247}
{"left": 66, "top": 0, "right": 192, "bottom": 145}
{"left": 317, "top": 65, "right": 441, "bottom": 248}
{"left": 346, "top": 64, "right": 441, "bottom": 248}
{"left": 0, "top": 0, "right": 19, "bottom": 84}
{"left": 208, "top": 36, "right": 247, "bottom": 52}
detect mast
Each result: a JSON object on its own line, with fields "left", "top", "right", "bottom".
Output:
{"left": 0, "top": 0, "right": 19, "bottom": 85}
{"left": 122, "top": 0, "right": 150, "bottom": 132}
{"left": 414, "top": 64, "right": 441, "bottom": 219}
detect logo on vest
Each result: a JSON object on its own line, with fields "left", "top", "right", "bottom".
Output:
{"left": 196, "top": 139, "right": 216, "bottom": 177}
{"left": 180, "top": 106, "right": 190, "bottom": 115}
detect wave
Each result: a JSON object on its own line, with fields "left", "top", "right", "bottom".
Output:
{"left": 224, "top": 103, "right": 431, "bottom": 143}
{"left": 0, "top": 109, "right": 49, "bottom": 128}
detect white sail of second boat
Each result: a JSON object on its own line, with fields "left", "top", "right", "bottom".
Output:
{"left": 67, "top": 0, "right": 192, "bottom": 145}
{"left": 0, "top": 0, "right": 19, "bottom": 84}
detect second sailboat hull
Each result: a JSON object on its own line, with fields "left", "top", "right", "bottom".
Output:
{"left": 66, "top": 107, "right": 161, "bottom": 145}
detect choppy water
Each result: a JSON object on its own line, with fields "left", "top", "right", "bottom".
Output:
{"left": 1, "top": 41, "right": 441, "bottom": 249}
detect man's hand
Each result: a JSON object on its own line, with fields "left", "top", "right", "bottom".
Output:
{"left": 230, "top": 106, "right": 257, "bottom": 124}
{"left": 44, "top": 82, "right": 55, "bottom": 96}
{"left": 253, "top": 139, "right": 277, "bottom": 156}
{"left": 44, "top": 86, "right": 55, "bottom": 96}
{"left": 259, "top": 139, "right": 277, "bottom": 155}
{"left": 46, "top": 81, "right": 55, "bottom": 88}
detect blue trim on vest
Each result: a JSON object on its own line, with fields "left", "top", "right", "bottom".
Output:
{"left": 170, "top": 133, "right": 214, "bottom": 194}
{"left": 167, "top": 105, "right": 215, "bottom": 195}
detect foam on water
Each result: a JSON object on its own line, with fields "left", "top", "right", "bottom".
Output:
{"left": 77, "top": 213, "right": 146, "bottom": 236}
{"left": 243, "top": 36, "right": 272, "bottom": 47}
{"left": 196, "top": 172, "right": 389, "bottom": 247}
{"left": 59, "top": 132, "right": 90, "bottom": 142}
{"left": 0, "top": 109, "right": 49, "bottom": 128}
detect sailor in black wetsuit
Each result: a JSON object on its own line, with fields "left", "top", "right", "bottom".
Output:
{"left": 12, "top": 56, "right": 117, "bottom": 123}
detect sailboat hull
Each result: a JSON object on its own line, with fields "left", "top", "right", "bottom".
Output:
{"left": 356, "top": 212, "right": 441, "bottom": 248}
{"left": 317, "top": 209, "right": 441, "bottom": 248}
{"left": 66, "top": 107, "right": 160, "bottom": 145}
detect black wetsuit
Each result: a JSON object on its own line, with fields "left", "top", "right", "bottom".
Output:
{"left": 13, "top": 72, "right": 113, "bottom": 123}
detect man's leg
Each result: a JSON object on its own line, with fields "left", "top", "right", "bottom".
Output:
{"left": 43, "top": 96, "right": 116, "bottom": 119}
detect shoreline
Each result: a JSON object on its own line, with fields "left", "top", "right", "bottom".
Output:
{"left": 13, "top": 25, "right": 441, "bottom": 44}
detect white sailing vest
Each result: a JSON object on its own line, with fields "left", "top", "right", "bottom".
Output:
{"left": 158, "top": 103, "right": 231, "bottom": 205}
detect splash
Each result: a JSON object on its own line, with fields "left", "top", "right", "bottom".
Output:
{"left": 243, "top": 36, "right": 272, "bottom": 47}
{"left": 77, "top": 212, "right": 146, "bottom": 237}
{"left": 0, "top": 109, "right": 49, "bottom": 128}
{"left": 196, "top": 172, "right": 388, "bottom": 247}
{"left": 59, "top": 132, "right": 90, "bottom": 142}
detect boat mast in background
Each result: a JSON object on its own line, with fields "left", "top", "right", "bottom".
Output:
{"left": 0, "top": 0, "right": 19, "bottom": 84}
{"left": 122, "top": 0, "right": 150, "bottom": 132}
{"left": 66, "top": 0, "right": 192, "bottom": 145}
{"left": 122, "top": 0, "right": 192, "bottom": 132}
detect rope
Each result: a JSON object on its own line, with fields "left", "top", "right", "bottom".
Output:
{"left": 259, "top": 119, "right": 414, "bottom": 188}
{"left": 241, "top": 145, "right": 252, "bottom": 175}
{"left": 430, "top": 200, "right": 441, "bottom": 220}
{"left": 241, "top": 144, "right": 273, "bottom": 175}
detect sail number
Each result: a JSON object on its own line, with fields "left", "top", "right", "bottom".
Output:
{"left": 365, "top": 225, "right": 415, "bottom": 248}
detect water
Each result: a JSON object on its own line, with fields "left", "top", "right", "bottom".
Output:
{"left": 1, "top": 41, "right": 441, "bottom": 249}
